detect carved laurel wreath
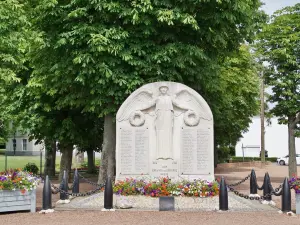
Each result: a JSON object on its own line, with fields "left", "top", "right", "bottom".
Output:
{"left": 183, "top": 110, "right": 200, "bottom": 126}
{"left": 129, "top": 111, "right": 145, "bottom": 127}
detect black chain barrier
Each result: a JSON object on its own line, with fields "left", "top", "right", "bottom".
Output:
{"left": 51, "top": 183, "right": 105, "bottom": 197}
{"left": 41, "top": 170, "right": 105, "bottom": 196}
{"left": 218, "top": 169, "right": 293, "bottom": 213}
{"left": 227, "top": 174, "right": 250, "bottom": 187}
{"left": 77, "top": 172, "right": 105, "bottom": 187}
{"left": 228, "top": 184, "right": 282, "bottom": 201}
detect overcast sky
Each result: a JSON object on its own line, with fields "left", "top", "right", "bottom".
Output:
{"left": 261, "top": 0, "right": 300, "bottom": 15}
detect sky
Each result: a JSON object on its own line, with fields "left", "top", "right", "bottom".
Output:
{"left": 235, "top": 0, "right": 300, "bottom": 158}
{"left": 261, "top": 0, "right": 300, "bottom": 15}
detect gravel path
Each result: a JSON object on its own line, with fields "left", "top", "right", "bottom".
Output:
{"left": 1, "top": 211, "right": 300, "bottom": 225}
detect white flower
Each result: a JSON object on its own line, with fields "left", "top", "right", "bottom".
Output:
{"left": 20, "top": 181, "right": 22, "bottom": 183}
{"left": 12, "top": 188, "right": 16, "bottom": 191}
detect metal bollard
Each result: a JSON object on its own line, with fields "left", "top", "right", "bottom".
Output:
{"left": 104, "top": 176, "right": 113, "bottom": 209}
{"left": 219, "top": 176, "right": 228, "bottom": 211}
{"left": 42, "top": 175, "right": 52, "bottom": 210}
{"left": 281, "top": 177, "right": 291, "bottom": 212}
{"left": 250, "top": 169, "right": 258, "bottom": 195}
{"left": 72, "top": 169, "right": 79, "bottom": 194}
{"left": 60, "top": 170, "right": 68, "bottom": 200}
{"left": 262, "top": 172, "right": 272, "bottom": 201}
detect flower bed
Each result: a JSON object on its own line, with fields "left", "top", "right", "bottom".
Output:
{"left": 289, "top": 175, "right": 300, "bottom": 194}
{"left": 0, "top": 169, "right": 40, "bottom": 213}
{"left": 113, "top": 177, "right": 219, "bottom": 197}
{"left": 0, "top": 168, "right": 40, "bottom": 192}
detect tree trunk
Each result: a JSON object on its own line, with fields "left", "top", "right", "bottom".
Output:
{"left": 288, "top": 118, "right": 297, "bottom": 178}
{"left": 87, "top": 149, "right": 95, "bottom": 173}
{"left": 59, "top": 144, "right": 73, "bottom": 182}
{"left": 44, "top": 140, "right": 56, "bottom": 177}
{"left": 260, "top": 74, "right": 265, "bottom": 163}
{"left": 98, "top": 114, "right": 116, "bottom": 184}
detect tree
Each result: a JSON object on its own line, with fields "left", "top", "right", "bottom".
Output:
{"left": 0, "top": 0, "right": 29, "bottom": 143}
{"left": 27, "top": 0, "right": 265, "bottom": 183}
{"left": 202, "top": 45, "right": 260, "bottom": 162}
{"left": 256, "top": 3, "right": 300, "bottom": 177}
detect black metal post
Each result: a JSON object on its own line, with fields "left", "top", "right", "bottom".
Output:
{"left": 72, "top": 169, "right": 80, "bottom": 193}
{"left": 250, "top": 169, "right": 258, "bottom": 195}
{"left": 281, "top": 177, "right": 291, "bottom": 212}
{"left": 219, "top": 176, "right": 228, "bottom": 211}
{"left": 42, "top": 175, "right": 52, "bottom": 210}
{"left": 104, "top": 176, "right": 113, "bottom": 209}
{"left": 60, "top": 170, "right": 68, "bottom": 200}
{"left": 262, "top": 172, "right": 272, "bottom": 201}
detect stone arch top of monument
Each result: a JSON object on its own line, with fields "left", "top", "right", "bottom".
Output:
{"left": 116, "top": 82, "right": 214, "bottom": 182}
{"left": 117, "top": 82, "right": 213, "bottom": 125}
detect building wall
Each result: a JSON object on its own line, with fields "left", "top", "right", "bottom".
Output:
{"left": 5, "top": 131, "right": 44, "bottom": 154}
{"left": 235, "top": 117, "right": 300, "bottom": 158}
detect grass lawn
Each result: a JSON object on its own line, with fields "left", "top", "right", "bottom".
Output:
{"left": 0, "top": 154, "right": 47, "bottom": 172}
{"left": 0, "top": 149, "right": 100, "bottom": 173}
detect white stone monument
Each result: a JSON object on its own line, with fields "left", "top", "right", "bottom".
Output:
{"left": 116, "top": 82, "right": 214, "bottom": 181}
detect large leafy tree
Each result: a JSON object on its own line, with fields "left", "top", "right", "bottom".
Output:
{"left": 26, "top": 0, "right": 265, "bottom": 183}
{"left": 205, "top": 45, "right": 260, "bottom": 162}
{"left": 256, "top": 3, "right": 300, "bottom": 177}
{"left": 0, "top": 0, "right": 29, "bottom": 142}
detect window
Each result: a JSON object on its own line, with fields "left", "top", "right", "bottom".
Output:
{"left": 22, "top": 139, "right": 27, "bottom": 151}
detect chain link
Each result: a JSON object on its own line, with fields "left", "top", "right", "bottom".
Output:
{"left": 77, "top": 172, "right": 104, "bottom": 187}
{"left": 228, "top": 186, "right": 272, "bottom": 200}
{"left": 227, "top": 174, "right": 251, "bottom": 187}
{"left": 40, "top": 174, "right": 105, "bottom": 196}
{"left": 51, "top": 183, "right": 105, "bottom": 197}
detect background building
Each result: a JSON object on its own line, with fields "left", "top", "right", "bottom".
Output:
{"left": 5, "top": 130, "right": 44, "bottom": 156}
{"left": 235, "top": 116, "right": 300, "bottom": 158}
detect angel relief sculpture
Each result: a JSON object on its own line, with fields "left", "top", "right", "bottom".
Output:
{"left": 117, "top": 85, "right": 212, "bottom": 159}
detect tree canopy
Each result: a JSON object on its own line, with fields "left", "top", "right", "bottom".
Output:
{"left": 0, "top": 0, "right": 266, "bottom": 179}
{"left": 28, "top": 0, "right": 264, "bottom": 115}
{"left": 255, "top": 3, "right": 300, "bottom": 177}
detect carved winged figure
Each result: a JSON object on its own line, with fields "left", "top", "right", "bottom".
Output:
{"left": 117, "top": 85, "right": 212, "bottom": 159}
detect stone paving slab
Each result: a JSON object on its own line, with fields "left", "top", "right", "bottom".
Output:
{"left": 55, "top": 192, "right": 278, "bottom": 212}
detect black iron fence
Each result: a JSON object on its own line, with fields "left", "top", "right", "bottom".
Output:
{"left": 42, "top": 169, "right": 113, "bottom": 211}
{"left": 42, "top": 168, "right": 295, "bottom": 212}
{"left": 219, "top": 169, "right": 292, "bottom": 212}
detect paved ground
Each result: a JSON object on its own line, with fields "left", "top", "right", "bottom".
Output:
{"left": 1, "top": 211, "right": 300, "bottom": 225}
{"left": 1, "top": 163, "right": 300, "bottom": 224}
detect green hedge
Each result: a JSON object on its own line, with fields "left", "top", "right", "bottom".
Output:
{"left": 0, "top": 149, "right": 5, "bottom": 155}
{"left": 230, "top": 157, "right": 277, "bottom": 163}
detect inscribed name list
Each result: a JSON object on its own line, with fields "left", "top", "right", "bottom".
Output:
{"left": 181, "top": 128, "right": 211, "bottom": 175}
{"left": 120, "top": 128, "right": 149, "bottom": 175}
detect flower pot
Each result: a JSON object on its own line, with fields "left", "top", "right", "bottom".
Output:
{"left": 0, "top": 189, "right": 36, "bottom": 213}
{"left": 296, "top": 193, "right": 300, "bottom": 215}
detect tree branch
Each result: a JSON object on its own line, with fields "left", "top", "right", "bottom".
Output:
{"left": 292, "top": 112, "right": 300, "bottom": 128}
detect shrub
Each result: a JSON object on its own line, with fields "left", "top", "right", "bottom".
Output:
{"left": 23, "top": 163, "right": 39, "bottom": 175}
{"left": 230, "top": 157, "right": 277, "bottom": 163}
